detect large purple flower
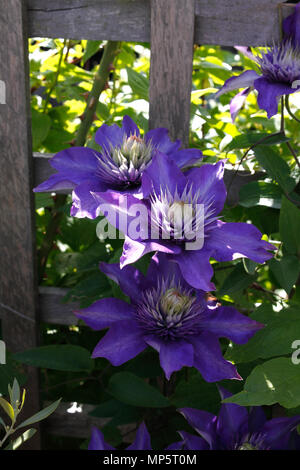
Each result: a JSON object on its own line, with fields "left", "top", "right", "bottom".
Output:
{"left": 33, "top": 115, "right": 202, "bottom": 219}
{"left": 92, "top": 153, "right": 274, "bottom": 291}
{"left": 173, "top": 387, "right": 300, "bottom": 450}
{"left": 216, "top": 4, "right": 300, "bottom": 119}
{"left": 75, "top": 254, "right": 263, "bottom": 382}
{"left": 89, "top": 422, "right": 152, "bottom": 450}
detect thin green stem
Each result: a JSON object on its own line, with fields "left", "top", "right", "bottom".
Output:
{"left": 43, "top": 40, "right": 67, "bottom": 113}
{"left": 285, "top": 94, "right": 300, "bottom": 124}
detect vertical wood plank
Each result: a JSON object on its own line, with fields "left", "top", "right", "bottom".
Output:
{"left": 149, "top": 0, "right": 195, "bottom": 147}
{"left": 0, "top": 0, "right": 41, "bottom": 449}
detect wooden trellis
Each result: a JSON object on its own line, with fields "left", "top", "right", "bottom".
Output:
{"left": 0, "top": 0, "right": 295, "bottom": 450}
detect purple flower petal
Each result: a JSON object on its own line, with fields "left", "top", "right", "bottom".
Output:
{"left": 141, "top": 152, "right": 187, "bottom": 197}
{"left": 120, "top": 237, "right": 181, "bottom": 269}
{"left": 92, "top": 320, "right": 147, "bottom": 365}
{"left": 190, "top": 332, "right": 242, "bottom": 382}
{"left": 74, "top": 298, "right": 135, "bottom": 330}
{"left": 248, "top": 406, "right": 267, "bottom": 434}
{"left": 283, "top": 3, "right": 300, "bottom": 48}
{"left": 207, "top": 220, "right": 275, "bottom": 263}
{"left": 167, "top": 148, "right": 203, "bottom": 168}
{"left": 216, "top": 386, "right": 249, "bottom": 447}
{"left": 171, "top": 249, "right": 215, "bottom": 291}
{"left": 154, "top": 339, "right": 194, "bottom": 380}
{"left": 88, "top": 427, "right": 115, "bottom": 450}
{"left": 126, "top": 422, "right": 152, "bottom": 450}
{"left": 100, "top": 262, "right": 148, "bottom": 300}
{"left": 230, "top": 87, "right": 251, "bottom": 122}
{"left": 254, "top": 76, "right": 295, "bottom": 118}
{"left": 262, "top": 415, "right": 300, "bottom": 450}
{"left": 70, "top": 179, "right": 108, "bottom": 219}
{"left": 34, "top": 147, "right": 100, "bottom": 192}
{"left": 167, "top": 431, "right": 208, "bottom": 450}
{"left": 33, "top": 173, "right": 77, "bottom": 192}
{"left": 199, "top": 305, "right": 264, "bottom": 344}
{"left": 179, "top": 407, "right": 216, "bottom": 448}
{"left": 121, "top": 115, "right": 140, "bottom": 137}
{"left": 146, "top": 253, "right": 190, "bottom": 289}
{"left": 95, "top": 122, "right": 124, "bottom": 151}
{"left": 91, "top": 190, "right": 149, "bottom": 238}
{"left": 145, "top": 127, "right": 181, "bottom": 154}
{"left": 215, "top": 70, "right": 260, "bottom": 97}
{"left": 186, "top": 160, "right": 226, "bottom": 216}
{"left": 177, "top": 431, "right": 209, "bottom": 450}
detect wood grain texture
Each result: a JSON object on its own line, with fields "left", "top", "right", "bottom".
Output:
{"left": 27, "top": 0, "right": 283, "bottom": 46}
{"left": 27, "top": 0, "right": 151, "bottom": 42}
{"left": 39, "top": 287, "right": 79, "bottom": 325}
{"left": 0, "top": 0, "right": 40, "bottom": 449}
{"left": 33, "top": 152, "right": 262, "bottom": 206}
{"left": 44, "top": 401, "right": 137, "bottom": 441}
{"left": 149, "top": 0, "right": 195, "bottom": 146}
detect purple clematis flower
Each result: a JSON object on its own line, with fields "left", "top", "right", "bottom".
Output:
{"left": 75, "top": 254, "right": 263, "bottom": 382}
{"left": 33, "top": 115, "right": 202, "bottom": 219}
{"left": 216, "top": 4, "right": 300, "bottom": 119}
{"left": 92, "top": 152, "right": 274, "bottom": 291}
{"left": 173, "top": 387, "right": 300, "bottom": 450}
{"left": 89, "top": 422, "right": 152, "bottom": 450}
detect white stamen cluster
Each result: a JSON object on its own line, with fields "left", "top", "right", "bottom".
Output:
{"left": 256, "top": 39, "right": 300, "bottom": 84}
{"left": 96, "top": 134, "right": 154, "bottom": 186}
{"left": 150, "top": 184, "right": 217, "bottom": 241}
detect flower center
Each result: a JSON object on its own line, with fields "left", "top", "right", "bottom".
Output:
{"left": 257, "top": 40, "right": 300, "bottom": 84}
{"left": 160, "top": 288, "right": 195, "bottom": 317}
{"left": 237, "top": 442, "right": 259, "bottom": 450}
{"left": 135, "top": 279, "right": 203, "bottom": 340}
{"left": 96, "top": 134, "right": 154, "bottom": 188}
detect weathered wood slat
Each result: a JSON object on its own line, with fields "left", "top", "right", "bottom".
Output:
{"left": 149, "top": 0, "right": 195, "bottom": 146}
{"left": 33, "top": 152, "right": 263, "bottom": 206}
{"left": 0, "top": 0, "right": 40, "bottom": 449}
{"left": 39, "top": 287, "right": 79, "bottom": 325}
{"left": 27, "top": 0, "right": 285, "bottom": 46}
{"left": 44, "top": 401, "right": 136, "bottom": 441}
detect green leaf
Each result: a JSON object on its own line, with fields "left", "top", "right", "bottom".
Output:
{"left": 13, "top": 345, "right": 94, "bottom": 372}
{"left": 31, "top": 109, "right": 51, "bottom": 150}
{"left": 223, "top": 358, "right": 300, "bottom": 408}
{"left": 81, "top": 40, "right": 102, "bottom": 65}
{"left": 107, "top": 372, "right": 169, "bottom": 408}
{"left": 254, "top": 146, "right": 296, "bottom": 193}
{"left": 17, "top": 398, "right": 61, "bottom": 429}
{"left": 35, "top": 193, "right": 54, "bottom": 209}
{"left": 90, "top": 399, "right": 140, "bottom": 426}
{"left": 4, "top": 428, "right": 36, "bottom": 450}
{"left": 126, "top": 68, "right": 149, "bottom": 101}
{"left": 225, "top": 132, "right": 289, "bottom": 152}
{"left": 0, "top": 397, "right": 14, "bottom": 422}
{"left": 10, "top": 378, "right": 20, "bottom": 409}
{"left": 218, "top": 263, "right": 255, "bottom": 297}
{"left": 279, "top": 196, "right": 300, "bottom": 256}
{"left": 269, "top": 255, "right": 300, "bottom": 294}
{"left": 171, "top": 372, "right": 220, "bottom": 413}
{"left": 225, "top": 304, "right": 300, "bottom": 364}
{"left": 239, "top": 181, "right": 282, "bottom": 209}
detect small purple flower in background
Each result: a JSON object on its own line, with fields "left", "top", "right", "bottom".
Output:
{"left": 89, "top": 422, "right": 152, "bottom": 450}
{"left": 216, "top": 3, "right": 300, "bottom": 119}
{"left": 93, "top": 153, "right": 274, "bottom": 291}
{"left": 33, "top": 115, "right": 202, "bottom": 219}
{"left": 172, "top": 387, "right": 300, "bottom": 450}
{"left": 75, "top": 254, "right": 263, "bottom": 382}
